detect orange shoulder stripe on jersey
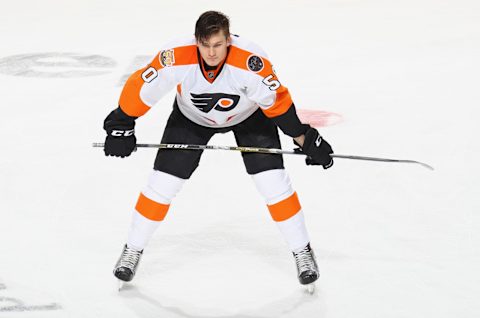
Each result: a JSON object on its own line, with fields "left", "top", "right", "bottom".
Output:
{"left": 226, "top": 46, "right": 273, "bottom": 77}
{"left": 149, "top": 45, "right": 197, "bottom": 70}
{"left": 135, "top": 193, "right": 170, "bottom": 221}
{"left": 119, "top": 46, "right": 197, "bottom": 117}
{"left": 267, "top": 192, "right": 302, "bottom": 222}
{"left": 227, "top": 46, "right": 293, "bottom": 118}
{"left": 170, "top": 45, "right": 198, "bottom": 66}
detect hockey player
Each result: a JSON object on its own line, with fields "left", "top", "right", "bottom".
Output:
{"left": 103, "top": 11, "right": 334, "bottom": 291}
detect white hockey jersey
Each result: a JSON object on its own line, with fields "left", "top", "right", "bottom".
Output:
{"left": 118, "top": 35, "right": 293, "bottom": 127}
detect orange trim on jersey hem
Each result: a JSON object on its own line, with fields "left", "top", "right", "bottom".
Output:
{"left": 135, "top": 193, "right": 170, "bottom": 221}
{"left": 267, "top": 192, "right": 302, "bottom": 222}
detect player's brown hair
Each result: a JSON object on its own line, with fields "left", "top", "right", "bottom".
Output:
{"left": 195, "top": 11, "right": 230, "bottom": 41}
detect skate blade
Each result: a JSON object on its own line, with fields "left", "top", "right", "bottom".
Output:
{"left": 306, "top": 283, "right": 315, "bottom": 295}
{"left": 117, "top": 280, "right": 125, "bottom": 291}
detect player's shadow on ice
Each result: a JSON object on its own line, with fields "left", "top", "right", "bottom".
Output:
{"left": 119, "top": 285, "right": 321, "bottom": 318}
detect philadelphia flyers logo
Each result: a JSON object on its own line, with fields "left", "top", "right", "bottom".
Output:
{"left": 190, "top": 93, "right": 240, "bottom": 113}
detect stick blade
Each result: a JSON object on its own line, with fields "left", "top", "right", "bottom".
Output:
{"left": 331, "top": 154, "right": 434, "bottom": 171}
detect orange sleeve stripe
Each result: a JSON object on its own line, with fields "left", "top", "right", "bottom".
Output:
{"left": 118, "top": 46, "right": 197, "bottom": 117}
{"left": 135, "top": 193, "right": 170, "bottom": 221}
{"left": 119, "top": 68, "right": 151, "bottom": 117}
{"left": 150, "top": 52, "right": 163, "bottom": 69}
{"left": 262, "top": 87, "right": 293, "bottom": 118}
{"left": 267, "top": 192, "right": 302, "bottom": 222}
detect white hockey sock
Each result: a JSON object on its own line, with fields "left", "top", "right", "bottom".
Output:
{"left": 126, "top": 170, "right": 185, "bottom": 251}
{"left": 127, "top": 211, "right": 161, "bottom": 251}
{"left": 275, "top": 210, "right": 310, "bottom": 252}
{"left": 252, "top": 169, "right": 311, "bottom": 252}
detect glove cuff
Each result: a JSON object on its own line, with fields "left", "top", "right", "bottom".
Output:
{"left": 104, "top": 106, "right": 137, "bottom": 132}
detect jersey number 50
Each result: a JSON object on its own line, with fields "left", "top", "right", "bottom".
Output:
{"left": 262, "top": 74, "right": 281, "bottom": 91}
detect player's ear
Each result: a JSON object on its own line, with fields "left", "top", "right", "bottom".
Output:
{"left": 226, "top": 36, "right": 232, "bottom": 46}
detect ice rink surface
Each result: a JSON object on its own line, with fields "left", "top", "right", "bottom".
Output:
{"left": 1, "top": 0, "right": 479, "bottom": 317}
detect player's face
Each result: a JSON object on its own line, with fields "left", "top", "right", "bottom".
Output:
{"left": 197, "top": 31, "right": 231, "bottom": 67}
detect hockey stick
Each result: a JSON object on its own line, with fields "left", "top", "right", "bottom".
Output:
{"left": 92, "top": 142, "right": 434, "bottom": 170}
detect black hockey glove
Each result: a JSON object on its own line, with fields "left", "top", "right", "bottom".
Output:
{"left": 296, "top": 127, "right": 334, "bottom": 169}
{"left": 103, "top": 107, "right": 137, "bottom": 158}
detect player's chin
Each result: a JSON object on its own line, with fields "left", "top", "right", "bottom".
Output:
{"left": 206, "top": 59, "right": 219, "bottom": 66}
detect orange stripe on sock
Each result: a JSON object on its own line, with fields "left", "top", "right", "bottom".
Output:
{"left": 267, "top": 192, "right": 301, "bottom": 222}
{"left": 135, "top": 193, "right": 170, "bottom": 221}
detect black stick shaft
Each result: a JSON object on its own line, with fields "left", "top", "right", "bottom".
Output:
{"left": 92, "top": 142, "right": 434, "bottom": 170}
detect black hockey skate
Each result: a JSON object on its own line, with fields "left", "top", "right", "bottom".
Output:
{"left": 293, "top": 243, "right": 318, "bottom": 294}
{"left": 113, "top": 244, "right": 143, "bottom": 289}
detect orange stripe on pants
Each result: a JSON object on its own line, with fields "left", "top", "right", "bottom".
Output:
{"left": 267, "top": 192, "right": 301, "bottom": 222}
{"left": 135, "top": 193, "right": 170, "bottom": 221}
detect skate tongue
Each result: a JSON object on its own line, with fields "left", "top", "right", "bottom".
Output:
{"left": 293, "top": 243, "right": 311, "bottom": 255}
{"left": 126, "top": 244, "right": 143, "bottom": 253}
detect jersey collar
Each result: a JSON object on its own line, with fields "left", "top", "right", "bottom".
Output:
{"left": 197, "top": 47, "right": 230, "bottom": 84}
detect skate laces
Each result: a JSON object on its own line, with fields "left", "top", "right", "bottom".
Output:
{"left": 118, "top": 246, "right": 142, "bottom": 270}
{"left": 293, "top": 245, "right": 316, "bottom": 273}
